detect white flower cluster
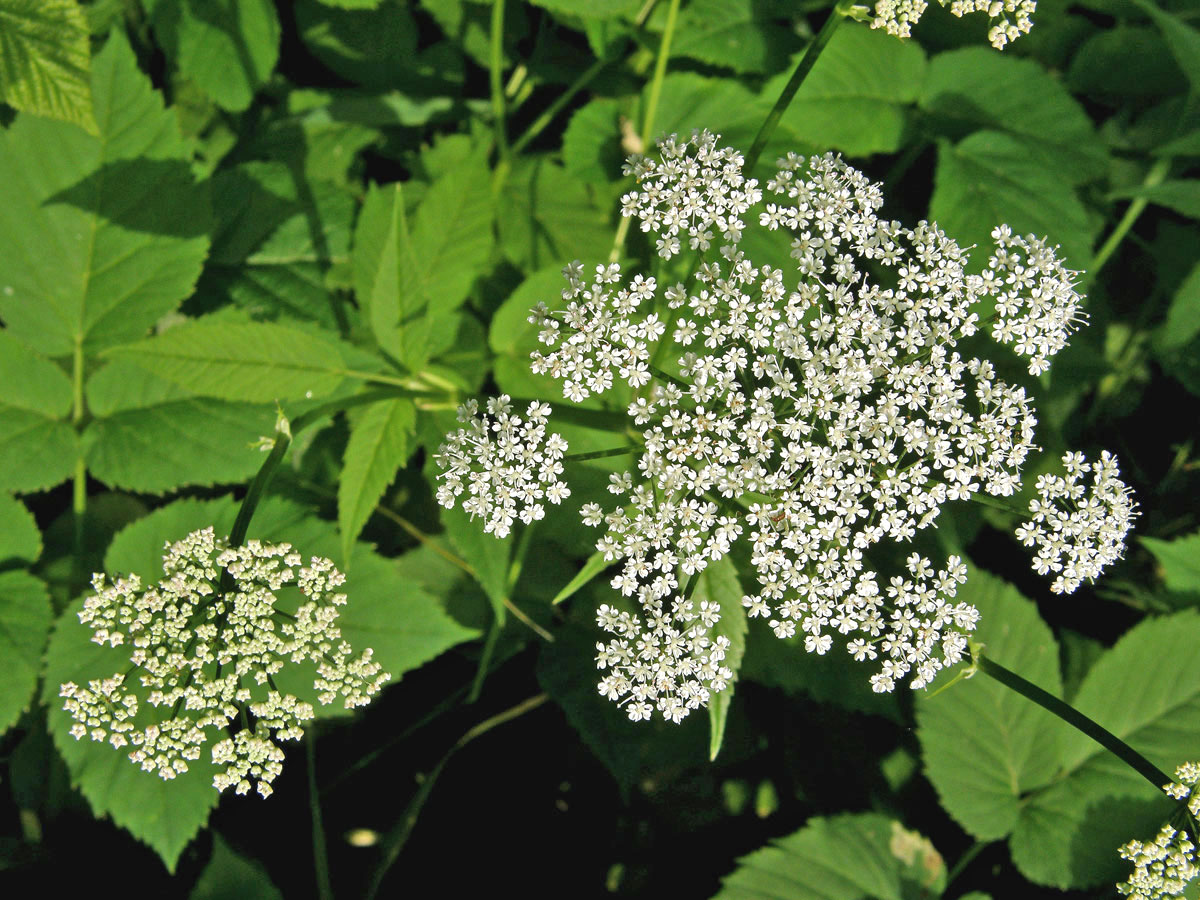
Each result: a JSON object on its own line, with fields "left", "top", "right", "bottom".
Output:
{"left": 519, "top": 129, "right": 1098, "bottom": 721}
{"left": 434, "top": 395, "right": 570, "bottom": 538}
{"left": 1015, "top": 451, "right": 1139, "bottom": 594}
{"left": 1117, "top": 762, "right": 1200, "bottom": 899}
{"left": 871, "top": 0, "right": 1036, "bottom": 50}
{"left": 60, "top": 527, "right": 389, "bottom": 797}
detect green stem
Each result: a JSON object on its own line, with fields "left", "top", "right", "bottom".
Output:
{"left": 1088, "top": 157, "right": 1171, "bottom": 279}
{"left": 490, "top": 0, "right": 509, "bottom": 161}
{"left": 966, "top": 492, "right": 1025, "bottom": 517}
{"left": 364, "top": 694, "right": 549, "bottom": 900}
{"left": 306, "top": 732, "right": 334, "bottom": 900}
{"left": 468, "top": 616, "right": 503, "bottom": 703}
{"left": 565, "top": 446, "right": 638, "bottom": 462}
{"left": 744, "top": 1, "right": 850, "bottom": 172}
{"left": 977, "top": 656, "right": 1172, "bottom": 791}
{"left": 71, "top": 336, "right": 87, "bottom": 587}
{"left": 944, "top": 839, "right": 987, "bottom": 889}
{"left": 511, "top": 57, "right": 608, "bottom": 156}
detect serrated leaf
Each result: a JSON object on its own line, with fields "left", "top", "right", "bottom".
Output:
{"left": 0, "top": 31, "right": 209, "bottom": 358}
{"left": 917, "top": 570, "right": 1067, "bottom": 841}
{"left": 0, "top": 492, "right": 40, "bottom": 562}
{"left": 338, "top": 397, "right": 415, "bottom": 561}
{"left": 441, "top": 502, "right": 511, "bottom": 619}
{"left": 921, "top": 47, "right": 1106, "bottom": 183}
{"left": 930, "top": 131, "right": 1095, "bottom": 270}
{"left": 0, "top": 570, "right": 52, "bottom": 734}
{"left": 672, "top": 0, "right": 802, "bottom": 75}
{"left": 699, "top": 556, "right": 747, "bottom": 761}
{"left": 42, "top": 594, "right": 222, "bottom": 871}
{"left": 149, "top": 0, "right": 280, "bottom": 112}
{"left": 84, "top": 398, "right": 275, "bottom": 493}
{"left": 713, "top": 813, "right": 944, "bottom": 900}
{"left": 0, "top": 0, "right": 95, "bottom": 132}
{"left": 1141, "top": 531, "right": 1200, "bottom": 593}
{"left": 1112, "top": 179, "right": 1200, "bottom": 220}
{"left": 190, "top": 833, "right": 282, "bottom": 900}
{"left": 353, "top": 182, "right": 406, "bottom": 356}
{"left": 768, "top": 24, "right": 926, "bottom": 157}
{"left": 1010, "top": 610, "right": 1200, "bottom": 888}
{"left": 0, "top": 329, "right": 77, "bottom": 492}
{"left": 650, "top": 72, "right": 770, "bottom": 158}
{"left": 562, "top": 98, "right": 623, "bottom": 184}
{"left": 103, "top": 319, "right": 348, "bottom": 402}
{"left": 497, "top": 156, "right": 612, "bottom": 270}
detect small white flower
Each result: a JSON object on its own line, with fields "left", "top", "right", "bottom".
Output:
{"left": 1117, "top": 762, "right": 1200, "bottom": 898}
{"left": 871, "top": 0, "right": 1036, "bottom": 50}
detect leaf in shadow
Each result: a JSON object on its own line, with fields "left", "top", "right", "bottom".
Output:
{"left": 45, "top": 158, "right": 209, "bottom": 238}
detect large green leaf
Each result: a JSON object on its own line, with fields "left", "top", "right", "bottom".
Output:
{"left": 1141, "top": 531, "right": 1200, "bottom": 594}
{"left": 921, "top": 47, "right": 1107, "bottom": 183}
{"left": 0, "top": 0, "right": 95, "bottom": 132}
{"left": 561, "top": 98, "right": 624, "bottom": 185}
{"left": 337, "top": 396, "right": 415, "bottom": 561}
{"left": 917, "top": 570, "right": 1068, "bottom": 841}
{"left": 0, "top": 570, "right": 52, "bottom": 734}
{"left": 353, "top": 182, "right": 406, "bottom": 356}
{"left": 1156, "top": 261, "right": 1200, "bottom": 352}
{"left": 1130, "top": 0, "right": 1200, "bottom": 93}
{"left": 190, "top": 833, "right": 282, "bottom": 900}
{"left": 648, "top": 73, "right": 771, "bottom": 161}
{"left": 672, "top": 0, "right": 802, "bottom": 75}
{"left": 148, "top": 0, "right": 280, "bottom": 112}
{"left": 1010, "top": 610, "right": 1200, "bottom": 888}
{"left": 295, "top": 0, "right": 420, "bottom": 89}
{"left": 767, "top": 24, "right": 926, "bottom": 157}
{"left": 0, "top": 330, "right": 77, "bottom": 492}
{"left": 1112, "top": 180, "right": 1200, "bottom": 221}
{"left": 699, "top": 556, "right": 747, "bottom": 761}
{"left": 0, "top": 31, "right": 210, "bottom": 359}
{"left": 713, "top": 813, "right": 946, "bottom": 900}
{"left": 103, "top": 319, "right": 349, "bottom": 402}
{"left": 929, "top": 131, "right": 1096, "bottom": 270}
{"left": 0, "top": 492, "right": 40, "bottom": 562}
{"left": 441, "top": 501, "right": 511, "bottom": 619}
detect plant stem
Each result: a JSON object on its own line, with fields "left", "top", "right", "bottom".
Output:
{"left": 977, "top": 656, "right": 1172, "bottom": 791}
{"left": 511, "top": 56, "right": 608, "bottom": 156}
{"left": 565, "top": 446, "right": 638, "bottom": 462}
{"left": 1088, "top": 157, "right": 1170, "bottom": 279}
{"left": 490, "top": 0, "right": 509, "bottom": 161}
{"left": 364, "top": 693, "right": 549, "bottom": 900}
{"left": 306, "top": 732, "right": 334, "bottom": 900}
{"left": 744, "top": 1, "right": 850, "bottom": 172}
{"left": 944, "top": 839, "right": 988, "bottom": 889}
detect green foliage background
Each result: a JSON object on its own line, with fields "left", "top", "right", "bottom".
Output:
{"left": 0, "top": 0, "right": 1198, "bottom": 896}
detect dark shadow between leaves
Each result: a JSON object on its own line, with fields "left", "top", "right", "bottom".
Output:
{"left": 45, "top": 158, "right": 209, "bottom": 238}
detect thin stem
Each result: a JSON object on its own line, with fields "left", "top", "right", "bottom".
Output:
{"left": 966, "top": 492, "right": 1025, "bottom": 517}
{"left": 1088, "top": 157, "right": 1170, "bottom": 279}
{"left": 364, "top": 694, "right": 549, "bottom": 900}
{"left": 490, "top": 0, "right": 509, "bottom": 160}
{"left": 468, "top": 617, "right": 503, "bottom": 703}
{"left": 944, "top": 839, "right": 988, "bottom": 889}
{"left": 977, "top": 656, "right": 1172, "bottom": 791}
{"left": 71, "top": 335, "right": 87, "bottom": 589}
{"left": 565, "top": 446, "right": 638, "bottom": 462}
{"left": 511, "top": 56, "right": 608, "bottom": 156}
{"left": 306, "top": 733, "right": 334, "bottom": 900}
{"left": 229, "top": 422, "right": 291, "bottom": 549}
{"left": 744, "top": 1, "right": 850, "bottom": 172}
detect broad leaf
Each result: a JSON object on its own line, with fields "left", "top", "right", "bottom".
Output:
{"left": 1130, "top": 0, "right": 1200, "bottom": 93}
{"left": 353, "top": 182, "right": 406, "bottom": 356}
{"left": 441, "top": 501, "right": 511, "bottom": 620}
{"left": 295, "top": 0, "right": 422, "bottom": 89}
{"left": 103, "top": 319, "right": 348, "bottom": 402}
{"left": 1010, "top": 610, "right": 1200, "bottom": 888}
{"left": 651, "top": 73, "right": 771, "bottom": 160}
{"left": 713, "top": 813, "right": 946, "bottom": 900}
{"left": 0, "top": 570, "right": 52, "bottom": 734}
{"left": 1141, "top": 531, "right": 1200, "bottom": 593}
{"left": 0, "top": 0, "right": 95, "bottom": 132}
{"left": 0, "top": 330, "right": 77, "bottom": 492}
{"left": 148, "top": 0, "right": 280, "bottom": 112}
{"left": 921, "top": 47, "right": 1106, "bottom": 183}
{"left": 672, "top": 0, "right": 802, "bottom": 75}
{"left": 190, "top": 833, "right": 282, "bottom": 900}
{"left": 1112, "top": 180, "right": 1200, "bottom": 221}
{"left": 562, "top": 98, "right": 624, "bottom": 184}
{"left": 769, "top": 25, "right": 926, "bottom": 157}
{"left": 917, "top": 570, "right": 1067, "bottom": 840}
{"left": 0, "top": 492, "right": 40, "bottom": 562}
{"left": 337, "top": 396, "right": 415, "bottom": 561}
{"left": 1156, "top": 261, "right": 1200, "bottom": 352}
{"left": 930, "top": 131, "right": 1095, "bottom": 270}
{"left": 0, "top": 31, "right": 209, "bottom": 358}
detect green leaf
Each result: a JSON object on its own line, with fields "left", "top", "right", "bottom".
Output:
{"left": 0, "top": 330, "right": 77, "bottom": 492}
{"left": 1130, "top": 0, "right": 1200, "bottom": 93}
{"left": 768, "top": 24, "right": 926, "bottom": 156}
{"left": 550, "top": 551, "right": 612, "bottom": 606}
{"left": 295, "top": 0, "right": 421, "bottom": 89}
{"left": 651, "top": 72, "right": 770, "bottom": 158}
{"left": 699, "top": 556, "right": 747, "bottom": 761}
{"left": 103, "top": 319, "right": 348, "bottom": 402}
{"left": 562, "top": 98, "right": 624, "bottom": 185}
{"left": 497, "top": 156, "right": 613, "bottom": 271}
{"left": 929, "top": 131, "right": 1095, "bottom": 270}
{"left": 0, "top": 570, "right": 52, "bottom": 734}
{"left": 190, "top": 833, "right": 282, "bottom": 900}
{"left": 0, "top": 0, "right": 95, "bottom": 132}
{"left": 1141, "top": 531, "right": 1200, "bottom": 593}
{"left": 672, "top": 0, "right": 802, "bottom": 75}
{"left": 1156, "top": 261, "right": 1200, "bottom": 353}
{"left": 713, "top": 813, "right": 946, "bottom": 900}
{"left": 921, "top": 47, "right": 1107, "bottom": 183}
{"left": 0, "top": 492, "right": 40, "bottom": 562}
{"left": 337, "top": 397, "right": 415, "bottom": 562}
{"left": 353, "top": 182, "right": 405, "bottom": 355}
{"left": 149, "top": 0, "right": 280, "bottom": 112}
{"left": 1010, "top": 610, "right": 1200, "bottom": 888}
{"left": 917, "top": 570, "right": 1067, "bottom": 841}
{"left": 1067, "top": 26, "right": 1183, "bottom": 104}
{"left": 1112, "top": 180, "right": 1200, "bottom": 221}
{"left": 0, "top": 30, "right": 210, "bottom": 358}
{"left": 527, "top": 0, "right": 641, "bottom": 16}
{"left": 441, "top": 502, "right": 511, "bottom": 618}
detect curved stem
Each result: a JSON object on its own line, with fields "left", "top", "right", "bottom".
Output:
{"left": 977, "top": 656, "right": 1172, "bottom": 791}
{"left": 1089, "top": 157, "right": 1171, "bottom": 279}
{"left": 744, "top": 1, "right": 850, "bottom": 172}
{"left": 306, "top": 732, "right": 334, "bottom": 900}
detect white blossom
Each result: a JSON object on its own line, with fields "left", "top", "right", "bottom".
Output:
{"left": 434, "top": 395, "right": 571, "bottom": 539}
{"left": 60, "top": 527, "right": 389, "bottom": 797}
{"left": 1117, "top": 762, "right": 1200, "bottom": 899}
{"left": 871, "top": 0, "right": 1036, "bottom": 50}
{"left": 1015, "top": 451, "right": 1139, "bottom": 594}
